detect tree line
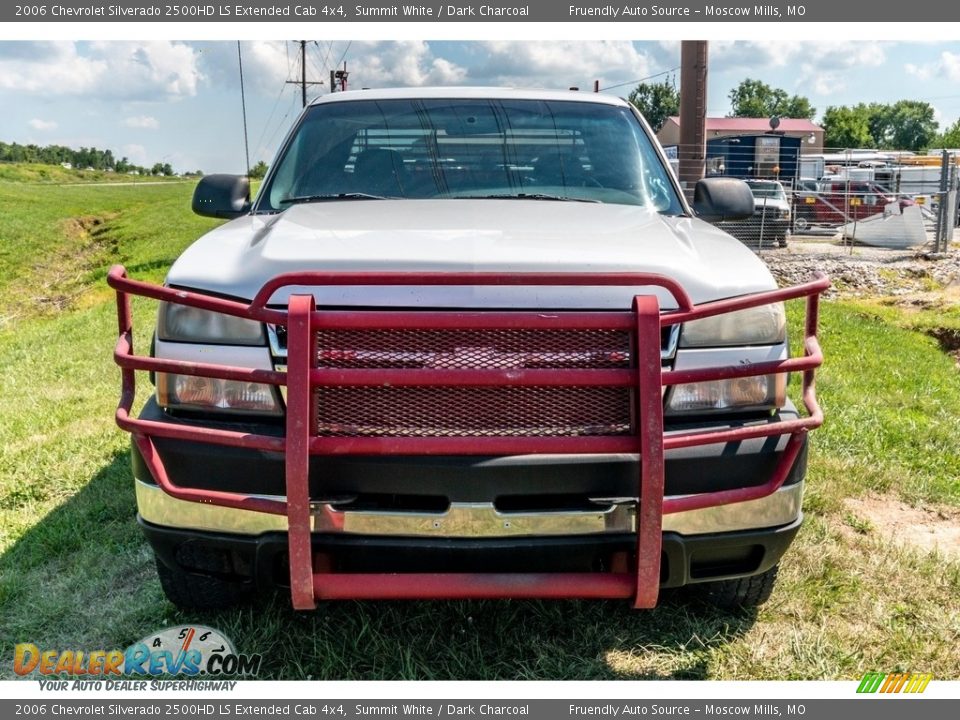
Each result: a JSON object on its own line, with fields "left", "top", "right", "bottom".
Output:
{"left": 0, "top": 141, "right": 184, "bottom": 176}
{"left": 628, "top": 77, "right": 960, "bottom": 151}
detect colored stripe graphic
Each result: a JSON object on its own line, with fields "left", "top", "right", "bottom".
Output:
{"left": 857, "top": 672, "right": 931, "bottom": 694}
{"left": 857, "top": 672, "right": 886, "bottom": 693}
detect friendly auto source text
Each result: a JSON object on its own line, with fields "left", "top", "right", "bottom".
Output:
{"left": 568, "top": 5, "right": 806, "bottom": 17}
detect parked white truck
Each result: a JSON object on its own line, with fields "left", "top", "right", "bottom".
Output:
{"left": 109, "top": 88, "right": 827, "bottom": 611}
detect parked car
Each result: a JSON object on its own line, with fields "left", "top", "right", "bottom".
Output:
{"left": 791, "top": 179, "right": 819, "bottom": 233}
{"left": 721, "top": 179, "right": 792, "bottom": 247}
{"left": 107, "top": 88, "right": 826, "bottom": 612}
{"left": 814, "top": 180, "right": 911, "bottom": 225}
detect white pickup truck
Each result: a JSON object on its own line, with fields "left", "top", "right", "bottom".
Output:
{"left": 109, "top": 87, "right": 826, "bottom": 612}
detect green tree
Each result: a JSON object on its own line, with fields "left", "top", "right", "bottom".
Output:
{"left": 821, "top": 105, "right": 873, "bottom": 149}
{"left": 627, "top": 78, "right": 680, "bottom": 133}
{"left": 821, "top": 100, "right": 939, "bottom": 151}
{"left": 935, "top": 117, "right": 960, "bottom": 148}
{"left": 248, "top": 160, "right": 269, "bottom": 179}
{"left": 728, "top": 78, "right": 815, "bottom": 120}
{"left": 884, "top": 100, "right": 938, "bottom": 151}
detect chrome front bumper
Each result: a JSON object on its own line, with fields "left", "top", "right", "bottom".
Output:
{"left": 135, "top": 478, "right": 803, "bottom": 538}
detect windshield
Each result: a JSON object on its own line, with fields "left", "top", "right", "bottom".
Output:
{"left": 256, "top": 97, "right": 684, "bottom": 214}
{"left": 748, "top": 182, "right": 787, "bottom": 200}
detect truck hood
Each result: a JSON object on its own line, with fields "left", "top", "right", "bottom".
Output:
{"left": 167, "top": 200, "right": 777, "bottom": 309}
{"left": 754, "top": 198, "right": 790, "bottom": 213}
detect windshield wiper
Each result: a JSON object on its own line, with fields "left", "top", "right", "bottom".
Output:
{"left": 278, "top": 193, "right": 388, "bottom": 205}
{"left": 469, "top": 193, "right": 601, "bottom": 203}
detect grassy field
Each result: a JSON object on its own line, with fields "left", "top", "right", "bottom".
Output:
{"left": 1, "top": 167, "right": 958, "bottom": 680}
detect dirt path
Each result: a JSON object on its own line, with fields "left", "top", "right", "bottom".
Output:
{"left": 759, "top": 238, "right": 960, "bottom": 297}
{"left": 843, "top": 496, "right": 960, "bottom": 561}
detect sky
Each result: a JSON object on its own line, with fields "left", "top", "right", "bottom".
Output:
{"left": 1, "top": 40, "right": 959, "bottom": 174}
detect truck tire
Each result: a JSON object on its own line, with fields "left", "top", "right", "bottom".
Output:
{"left": 154, "top": 550, "right": 252, "bottom": 610}
{"left": 699, "top": 564, "right": 779, "bottom": 610}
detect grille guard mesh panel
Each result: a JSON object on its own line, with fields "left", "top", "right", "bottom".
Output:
{"left": 315, "top": 385, "right": 633, "bottom": 437}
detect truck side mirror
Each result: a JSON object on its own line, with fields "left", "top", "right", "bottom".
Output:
{"left": 693, "top": 177, "right": 755, "bottom": 222}
{"left": 192, "top": 174, "right": 251, "bottom": 219}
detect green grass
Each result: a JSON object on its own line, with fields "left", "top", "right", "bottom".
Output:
{"left": 787, "top": 301, "right": 960, "bottom": 509}
{"left": 0, "top": 162, "right": 190, "bottom": 185}
{"left": 1, "top": 166, "right": 959, "bottom": 680}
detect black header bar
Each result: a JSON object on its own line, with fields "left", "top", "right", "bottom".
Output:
{"left": 6, "top": 0, "right": 960, "bottom": 23}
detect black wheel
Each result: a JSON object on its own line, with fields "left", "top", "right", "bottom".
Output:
{"left": 777, "top": 232, "right": 789, "bottom": 248}
{"left": 154, "top": 548, "right": 253, "bottom": 610}
{"left": 698, "top": 564, "right": 780, "bottom": 610}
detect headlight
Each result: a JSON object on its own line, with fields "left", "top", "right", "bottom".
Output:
{"left": 666, "top": 374, "right": 786, "bottom": 415}
{"left": 158, "top": 302, "right": 265, "bottom": 345}
{"left": 157, "top": 373, "right": 282, "bottom": 416}
{"left": 779, "top": 208, "right": 791, "bottom": 219}
{"left": 679, "top": 302, "right": 785, "bottom": 348}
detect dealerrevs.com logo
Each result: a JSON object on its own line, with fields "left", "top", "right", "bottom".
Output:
{"left": 14, "top": 626, "right": 262, "bottom": 682}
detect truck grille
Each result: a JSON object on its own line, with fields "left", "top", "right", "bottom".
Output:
{"left": 315, "top": 385, "right": 632, "bottom": 437}
{"left": 268, "top": 325, "right": 677, "bottom": 439}
{"left": 315, "top": 328, "right": 632, "bottom": 370}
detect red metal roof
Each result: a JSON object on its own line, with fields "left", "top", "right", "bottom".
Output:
{"left": 666, "top": 116, "right": 823, "bottom": 132}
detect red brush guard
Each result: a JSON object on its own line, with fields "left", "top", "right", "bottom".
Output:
{"left": 108, "top": 267, "right": 828, "bottom": 610}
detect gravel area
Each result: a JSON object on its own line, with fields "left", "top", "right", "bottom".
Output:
{"left": 756, "top": 236, "right": 960, "bottom": 297}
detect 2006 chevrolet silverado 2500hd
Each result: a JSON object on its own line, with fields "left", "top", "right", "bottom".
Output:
{"left": 108, "top": 88, "right": 827, "bottom": 611}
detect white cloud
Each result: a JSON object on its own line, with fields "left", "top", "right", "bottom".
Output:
{"left": 198, "top": 41, "right": 300, "bottom": 95}
{"left": 200, "top": 41, "right": 655, "bottom": 97}
{"left": 28, "top": 118, "right": 57, "bottom": 130}
{"left": 469, "top": 41, "right": 652, "bottom": 91}
{"left": 199, "top": 40, "right": 469, "bottom": 95}
{"left": 0, "top": 41, "right": 202, "bottom": 100}
{"left": 342, "top": 41, "right": 467, "bottom": 87}
{"left": 121, "top": 144, "right": 148, "bottom": 165}
{"left": 905, "top": 63, "right": 932, "bottom": 81}
{"left": 907, "top": 51, "right": 960, "bottom": 82}
{"left": 944, "top": 52, "right": 960, "bottom": 80}
{"left": 711, "top": 41, "right": 890, "bottom": 99}
{"left": 798, "top": 65, "right": 847, "bottom": 96}
{"left": 124, "top": 115, "right": 159, "bottom": 129}
{"left": 712, "top": 41, "right": 889, "bottom": 73}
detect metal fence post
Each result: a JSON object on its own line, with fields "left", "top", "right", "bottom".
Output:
{"left": 936, "top": 150, "right": 950, "bottom": 253}
{"left": 949, "top": 161, "right": 959, "bottom": 250}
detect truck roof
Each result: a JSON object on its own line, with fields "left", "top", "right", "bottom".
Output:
{"left": 308, "top": 86, "right": 631, "bottom": 107}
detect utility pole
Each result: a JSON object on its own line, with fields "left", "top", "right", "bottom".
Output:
{"left": 334, "top": 62, "right": 349, "bottom": 92}
{"left": 678, "top": 40, "right": 708, "bottom": 202}
{"left": 285, "top": 40, "right": 324, "bottom": 108}
{"left": 300, "top": 40, "right": 306, "bottom": 107}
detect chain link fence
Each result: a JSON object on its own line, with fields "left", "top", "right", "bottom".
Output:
{"left": 664, "top": 142, "right": 960, "bottom": 252}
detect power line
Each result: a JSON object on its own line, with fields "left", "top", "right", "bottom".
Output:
{"left": 252, "top": 81, "right": 290, "bottom": 163}
{"left": 261, "top": 93, "right": 300, "bottom": 157}
{"left": 285, "top": 40, "right": 325, "bottom": 108}
{"left": 307, "top": 45, "right": 327, "bottom": 87}
{"left": 317, "top": 40, "right": 334, "bottom": 75}
{"left": 334, "top": 41, "right": 352, "bottom": 72}
{"left": 599, "top": 67, "right": 681, "bottom": 93}
{"left": 237, "top": 41, "right": 251, "bottom": 176}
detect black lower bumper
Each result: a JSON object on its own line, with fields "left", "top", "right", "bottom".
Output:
{"left": 141, "top": 515, "right": 802, "bottom": 591}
